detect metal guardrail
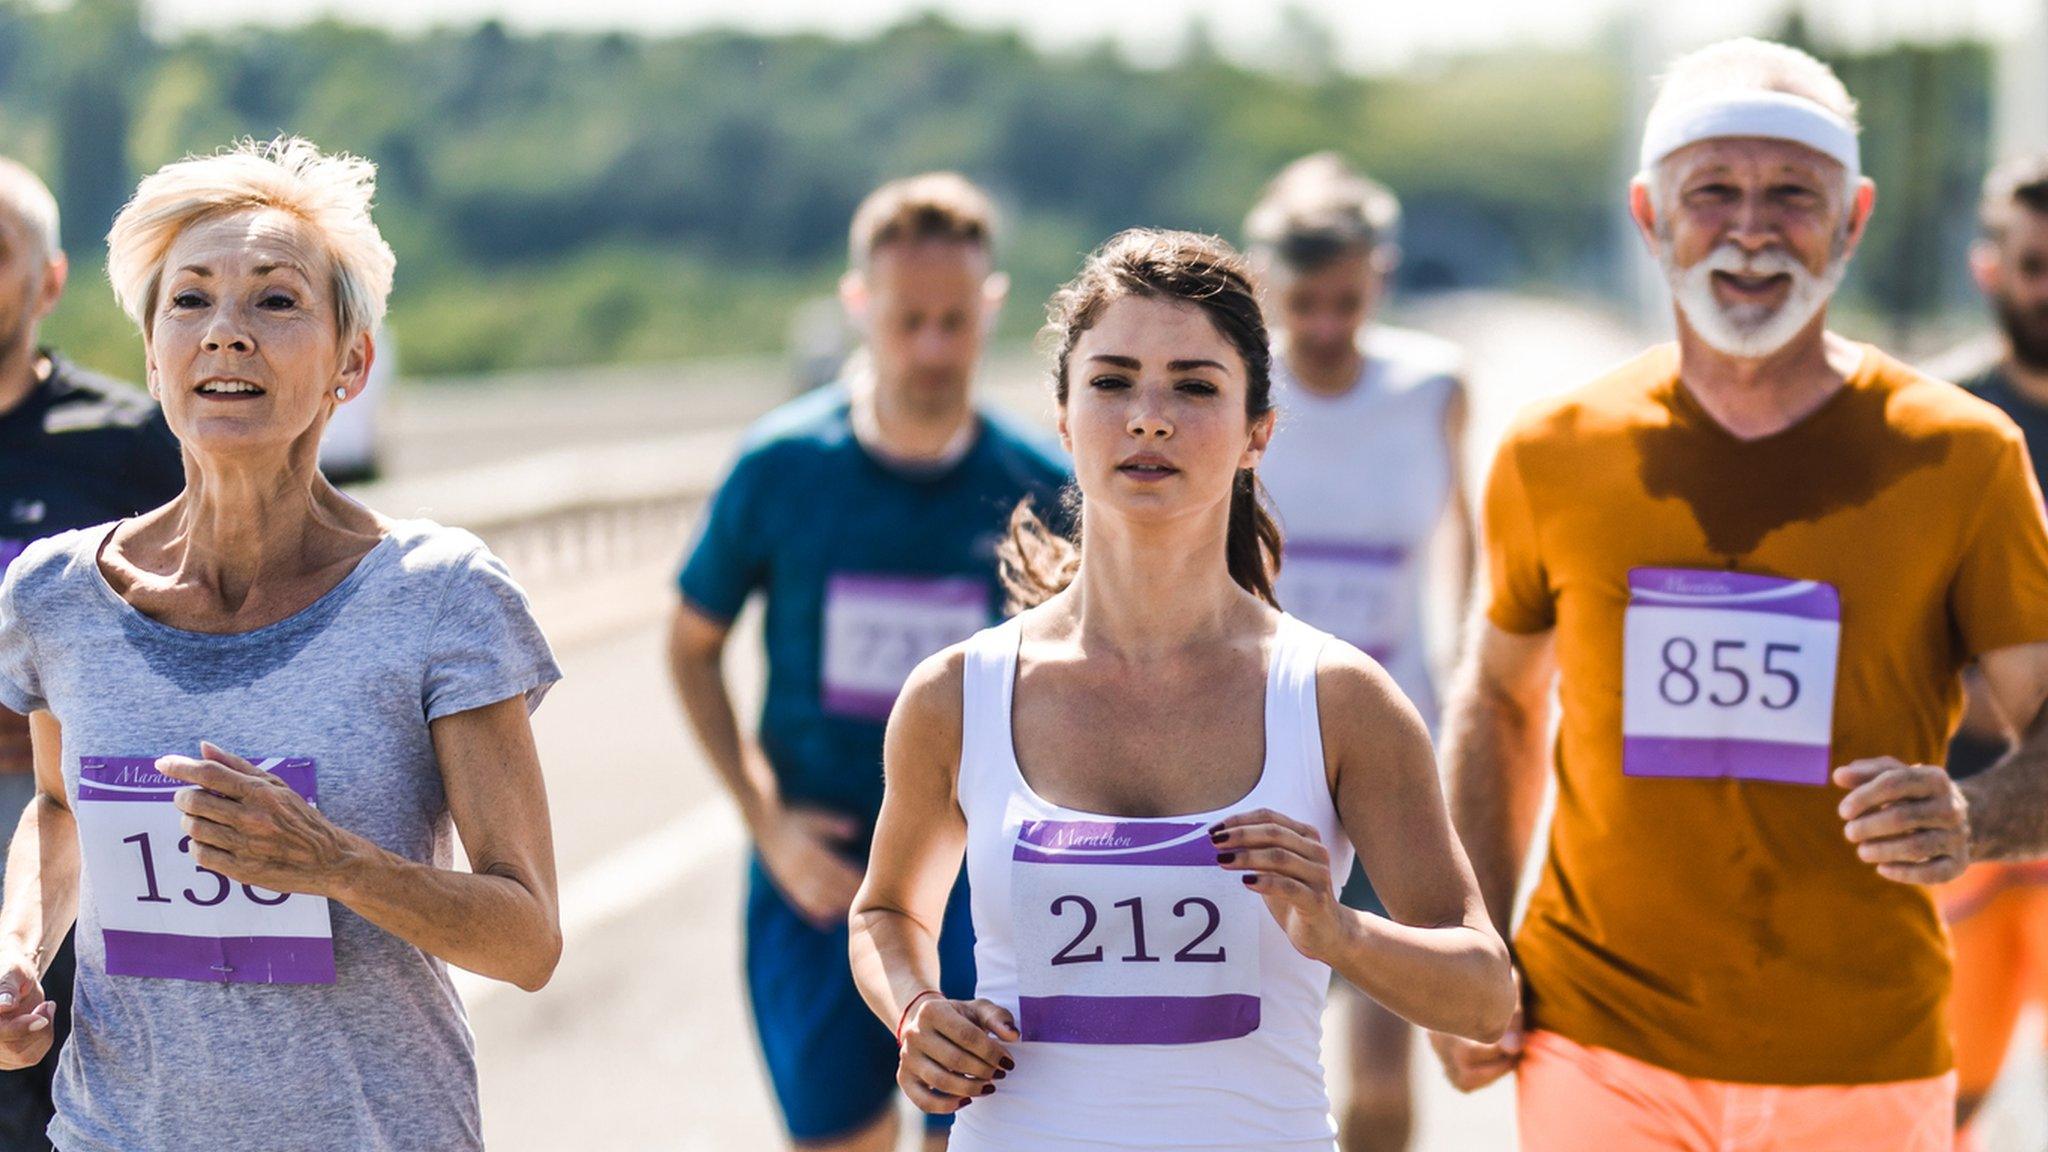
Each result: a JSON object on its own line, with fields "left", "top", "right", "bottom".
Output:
{"left": 475, "top": 496, "right": 701, "bottom": 587}
{"left": 345, "top": 367, "right": 1053, "bottom": 588}
{"left": 348, "top": 426, "right": 743, "bottom": 585}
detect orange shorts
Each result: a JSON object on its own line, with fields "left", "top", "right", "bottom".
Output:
{"left": 1941, "top": 861, "right": 2048, "bottom": 1100}
{"left": 1516, "top": 1030, "right": 1955, "bottom": 1152}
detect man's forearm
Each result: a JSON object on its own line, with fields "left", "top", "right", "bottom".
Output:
{"left": 1446, "top": 533, "right": 1478, "bottom": 674}
{"left": 1440, "top": 675, "right": 1550, "bottom": 940}
{"left": 1955, "top": 667, "right": 2012, "bottom": 743}
{"left": 669, "top": 648, "right": 781, "bottom": 832}
{"left": 1963, "top": 716, "right": 2048, "bottom": 863}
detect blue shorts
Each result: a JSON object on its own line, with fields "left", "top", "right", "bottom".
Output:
{"left": 1339, "top": 855, "right": 1387, "bottom": 918}
{"left": 745, "top": 854, "right": 977, "bottom": 1143}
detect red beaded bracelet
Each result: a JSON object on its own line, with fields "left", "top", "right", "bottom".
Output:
{"left": 895, "top": 989, "right": 943, "bottom": 1046}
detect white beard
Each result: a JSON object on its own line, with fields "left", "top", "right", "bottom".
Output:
{"left": 1660, "top": 241, "right": 1847, "bottom": 359}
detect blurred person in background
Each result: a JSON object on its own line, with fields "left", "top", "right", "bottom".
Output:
{"left": 0, "top": 136, "right": 562, "bottom": 1151}
{"left": 1429, "top": 39, "right": 2048, "bottom": 1149}
{"left": 667, "top": 173, "right": 1068, "bottom": 1152}
{"left": 1934, "top": 154, "right": 2048, "bottom": 1150}
{"left": 0, "top": 156, "right": 183, "bottom": 1151}
{"left": 1244, "top": 153, "right": 1476, "bottom": 1152}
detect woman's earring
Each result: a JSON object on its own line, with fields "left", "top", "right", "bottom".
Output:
{"left": 333, "top": 387, "right": 348, "bottom": 400}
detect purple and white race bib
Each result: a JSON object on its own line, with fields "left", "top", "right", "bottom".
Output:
{"left": 820, "top": 574, "right": 989, "bottom": 721}
{"left": 75, "top": 757, "right": 335, "bottom": 984}
{"left": 1275, "top": 540, "right": 1409, "bottom": 663}
{"left": 1621, "top": 568, "right": 1842, "bottom": 785}
{"left": 1010, "top": 819, "right": 1261, "bottom": 1045}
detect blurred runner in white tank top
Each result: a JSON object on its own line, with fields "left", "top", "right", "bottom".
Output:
{"left": 848, "top": 229, "right": 1512, "bottom": 1152}
{"left": 1245, "top": 153, "right": 1477, "bottom": 1152}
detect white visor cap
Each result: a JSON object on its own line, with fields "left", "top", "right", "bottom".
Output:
{"left": 1639, "top": 90, "right": 1860, "bottom": 185}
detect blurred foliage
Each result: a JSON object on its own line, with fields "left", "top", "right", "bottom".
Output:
{"left": 0, "top": 1, "right": 1998, "bottom": 380}
{"left": 1832, "top": 45, "right": 1994, "bottom": 332}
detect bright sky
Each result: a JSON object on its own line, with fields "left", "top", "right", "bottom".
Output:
{"left": 147, "top": 0, "right": 2044, "bottom": 71}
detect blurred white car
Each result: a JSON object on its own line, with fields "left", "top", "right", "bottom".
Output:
{"left": 788, "top": 296, "right": 852, "bottom": 396}
{"left": 321, "top": 327, "right": 392, "bottom": 485}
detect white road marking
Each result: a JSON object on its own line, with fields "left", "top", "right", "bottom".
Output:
{"left": 453, "top": 801, "right": 746, "bottom": 1005}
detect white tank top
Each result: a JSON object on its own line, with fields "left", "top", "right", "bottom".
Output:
{"left": 949, "top": 614, "right": 1353, "bottom": 1152}
{"left": 1259, "top": 324, "right": 1462, "bottom": 733}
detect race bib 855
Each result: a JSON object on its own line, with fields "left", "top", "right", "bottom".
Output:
{"left": 1621, "top": 569, "right": 1841, "bottom": 786}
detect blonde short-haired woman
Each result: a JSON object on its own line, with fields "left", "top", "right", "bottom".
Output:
{"left": 0, "top": 137, "right": 563, "bottom": 1151}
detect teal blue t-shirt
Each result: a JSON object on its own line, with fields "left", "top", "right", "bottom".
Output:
{"left": 1963, "top": 363, "right": 2048, "bottom": 481}
{"left": 1950, "top": 362, "right": 2048, "bottom": 777}
{"left": 679, "top": 383, "right": 1070, "bottom": 830}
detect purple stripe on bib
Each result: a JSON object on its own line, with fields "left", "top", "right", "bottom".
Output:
{"left": 0, "top": 539, "right": 24, "bottom": 574}
{"left": 102, "top": 929, "right": 335, "bottom": 985}
{"left": 1285, "top": 540, "right": 1408, "bottom": 566}
{"left": 824, "top": 573, "right": 987, "bottom": 605}
{"left": 1621, "top": 735, "right": 1829, "bottom": 786}
{"left": 1627, "top": 568, "right": 1840, "bottom": 621}
{"left": 819, "top": 685, "right": 901, "bottom": 720}
{"left": 1019, "top": 994, "right": 1259, "bottom": 1044}
{"left": 79, "top": 756, "right": 318, "bottom": 803}
{"left": 1013, "top": 820, "right": 1218, "bottom": 866}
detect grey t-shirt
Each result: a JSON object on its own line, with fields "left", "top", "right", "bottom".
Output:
{"left": 0, "top": 519, "right": 561, "bottom": 1152}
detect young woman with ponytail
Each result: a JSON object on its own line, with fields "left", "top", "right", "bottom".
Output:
{"left": 849, "top": 229, "right": 1512, "bottom": 1151}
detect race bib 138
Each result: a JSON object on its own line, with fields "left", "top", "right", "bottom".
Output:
{"left": 76, "top": 756, "right": 336, "bottom": 985}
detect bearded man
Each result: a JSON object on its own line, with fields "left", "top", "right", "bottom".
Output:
{"left": 1427, "top": 39, "right": 2048, "bottom": 1151}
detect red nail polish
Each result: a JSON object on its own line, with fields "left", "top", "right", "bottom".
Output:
{"left": 1216, "top": 851, "right": 1235, "bottom": 864}
{"left": 1000, "top": 1057, "right": 1015, "bottom": 1071}
{"left": 1241, "top": 875, "right": 1257, "bottom": 886}
{"left": 980, "top": 1084, "right": 995, "bottom": 1095}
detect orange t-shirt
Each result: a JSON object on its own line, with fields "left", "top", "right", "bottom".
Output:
{"left": 1485, "top": 343, "right": 2048, "bottom": 1086}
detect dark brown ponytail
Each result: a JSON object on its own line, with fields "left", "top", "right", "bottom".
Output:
{"left": 1228, "top": 469, "right": 1284, "bottom": 607}
{"left": 997, "top": 228, "right": 1284, "bottom": 611}
{"left": 999, "top": 490, "right": 1082, "bottom": 614}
